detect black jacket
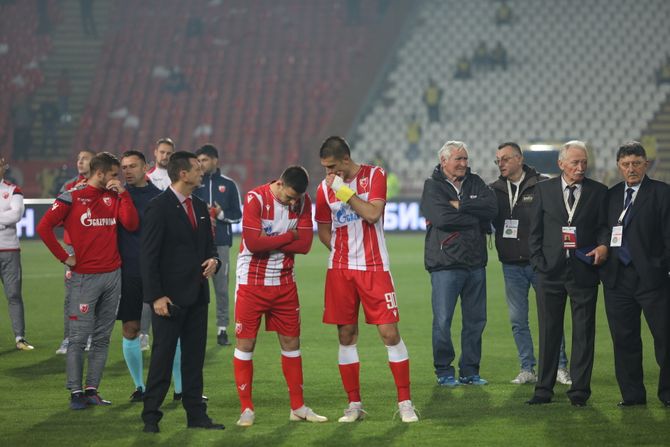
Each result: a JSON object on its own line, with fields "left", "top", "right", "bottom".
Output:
{"left": 490, "top": 165, "right": 547, "bottom": 264}
{"left": 420, "top": 165, "right": 498, "bottom": 272}
{"left": 193, "top": 168, "right": 242, "bottom": 247}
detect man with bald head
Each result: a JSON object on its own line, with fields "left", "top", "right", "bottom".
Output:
{"left": 527, "top": 141, "right": 608, "bottom": 407}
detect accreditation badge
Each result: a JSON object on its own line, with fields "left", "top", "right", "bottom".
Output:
{"left": 562, "top": 226, "right": 577, "bottom": 249}
{"left": 502, "top": 219, "right": 519, "bottom": 239}
{"left": 610, "top": 225, "right": 623, "bottom": 247}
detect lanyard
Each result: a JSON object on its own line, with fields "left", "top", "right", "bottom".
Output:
{"left": 506, "top": 172, "right": 525, "bottom": 217}
{"left": 563, "top": 185, "right": 581, "bottom": 225}
{"left": 616, "top": 194, "right": 635, "bottom": 225}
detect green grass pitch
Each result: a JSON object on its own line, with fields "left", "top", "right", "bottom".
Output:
{"left": 1, "top": 235, "right": 669, "bottom": 446}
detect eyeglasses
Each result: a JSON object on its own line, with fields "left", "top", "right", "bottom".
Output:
{"left": 619, "top": 160, "right": 645, "bottom": 169}
{"left": 493, "top": 155, "right": 518, "bottom": 166}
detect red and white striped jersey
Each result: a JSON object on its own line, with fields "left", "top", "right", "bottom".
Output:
{"left": 315, "top": 164, "right": 390, "bottom": 271}
{"left": 236, "top": 183, "right": 313, "bottom": 286}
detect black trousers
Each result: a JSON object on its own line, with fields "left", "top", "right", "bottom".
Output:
{"left": 534, "top": 264, "right": 598, "bottom": 401}
{"left": 142, "top": 301, "right": 208, "bottom": 426}
{"left": 604, "top": 262, "right": 670, "bottom": 403}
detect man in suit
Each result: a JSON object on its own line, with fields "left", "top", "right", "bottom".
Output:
{"left": 140, "top": 151, "right": 223, "bottom": 432}
{"left": 601, "top": 141, "right": 670, "bottom": 407}
{"left": 527, "top": 140, "right": 609, "bottom": 407}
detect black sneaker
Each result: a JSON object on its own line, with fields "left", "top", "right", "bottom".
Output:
{"left": 174, "top": 392, "right": 209, "bottom": 403}
{"left": 70, "top": 392, "right": 88, "bottom": 410}
{"left": 217, "top": 330, "right": 230, "bottom": 346}
{"left": 85, "top": 389, "right": 111, "bottom": 406}
{"left": 130, "top": 387, "right": 144, "bottom": 403}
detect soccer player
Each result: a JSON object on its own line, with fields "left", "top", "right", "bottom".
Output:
{"left": 233, "top": 166, "right": 327, "bottom": 427}
{"left": 194, "top": 144, "right": 242, "bottom": 345}
{"left": 56, "top": 149, "right": 95, "bottom": 355}
{"left": 117, "top": 150, "right": 161, "bottom": 402}
{"left": 315, "top": 136, "right": 418, "bottom": 423}
{"left": 37, "top": 152, "right": 139, "bottom": 410}
{"left": 0, "top": 157, "right": 33, "bottom": 350}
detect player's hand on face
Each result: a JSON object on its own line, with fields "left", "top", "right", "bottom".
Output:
{"left": 106, "top": 179, "right": 125, "bottom": 194}
{"left": 153, "top": 296, "right": 172, "bottom": 317}
{"left": 202, "top": 258, "right": 218, "bottom": 278}
{"left": 325, "top": 173, "right": 336, "bottom": 188}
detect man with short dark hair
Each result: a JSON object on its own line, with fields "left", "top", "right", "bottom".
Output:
{"left": 233, "top": 165, "right": 326, "bottom": 427}
{"left": 194, "top": 144, "right": 242, "bottom": 345}
{"left": 141, "top": 151, "right": 223, "bottom": 433}
{"left": 490, "top": 142, "right": 571, "bottom": 385}
{"left": 38, "top": 152, "right": 139, "bottom": 410}
{"left": 117, "top": 150, "right": 161, "bottom": 402}
{"left": 601, "top": 141, "right": 670, "bottom": 407}
{"left": 316, "top": 136, "right": 418, "bottom": 423}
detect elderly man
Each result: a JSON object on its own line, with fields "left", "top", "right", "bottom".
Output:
{"left": 420, "top": 140, "right": 497, "bottom": 387}
{"left": 527, "top": 140, "right": 608, "bottom": 407}
{"left": 601, "top": 141, "right": 670, "bottom": 407}
{"left": 490, "top": 142, "right": 571, "bottom": 385}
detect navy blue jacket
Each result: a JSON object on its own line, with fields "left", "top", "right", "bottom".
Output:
{"left": 193, "top": 168, "right": 242, "bottom": 247}
{"left": 119, "top": 181, "right": 162, "bottom": 275}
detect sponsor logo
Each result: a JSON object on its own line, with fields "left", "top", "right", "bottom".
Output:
{"left": 238, "top": 383, "right": 247, "bottom": 391}
{"left": 335, "top": 205, "right": 361, "bottom": 225}
{"left": 52, "top": 202, "right": 60, "bottom": 210}
{"left": 263, "top": 225, "right": 278, "bottom": 236}
{"left": 80, "top": 208, "right": 117, "bottom": 227}
{"left": 218, "top": 185, "right": 226, "bottom": 193}
{"left": 102, "top": 197, "right": 112, "bottom": 206}
{"left": 521, "top": 195, "right": 534, "bottom": 202}
{"left": 247, "top": 195, "right": 253, "bottom": 203}
{"left": 359, "top": 177, "right": 368, "bottom": 189}
{"left": 79, "top": 304, "right": 89, "bottom": 314}
{"left": 77, "top": 198, "right": 92, "bottom": 204}
{"left": 2, "top": 192, "right": 8, "bottom": 200}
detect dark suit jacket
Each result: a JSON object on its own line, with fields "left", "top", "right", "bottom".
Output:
{"left": 528, "top": 176, "right": 609, "bottom": 287}
{"left": 601, "top": 176, "right": 670, "bottom": 292}
{"left": 141, "top": 188, "right": 219, "bottom": 307}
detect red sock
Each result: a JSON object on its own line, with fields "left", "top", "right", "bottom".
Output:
{"left": 233, "top": 356, "right": 254, "bottom": 411}
{"left": 389, "top": 359, "right": 411, "bottom": 402}
{"left": 338, "top": 362, "right": 361, "bottom": 403}
{"left": 281, "top": 354, "right": 304, "bottom": 410}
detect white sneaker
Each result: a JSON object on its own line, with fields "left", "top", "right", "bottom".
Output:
{"left": 289, "top": 405, "right": 328, "bottom": 422}
{"left": 511, "top": 369, "right": 537, "bottom": 384}
{"left": 557, "top": 368, "right": 572, "bottom": 385}
{"left": 139, "top": 333, "right": 150, "bottom": 352}
{"left": 397, "top": 400, "right": 419, "bottom": 423}
{"left": 84, "top": 335, "right": 92, "bottom": 352}
{"left": 338, "top": 402, "right": 366, "bottom": 423}
{"left": 56, "top": 339, "right": 69, "bottom": 355}
{"left": 236, "top": 408, "right": 255, "bottom": 427}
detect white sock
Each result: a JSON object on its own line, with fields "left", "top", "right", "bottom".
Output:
{"left": 338, "top": 344, "right": 359, "bottom": 365}
{"left": 385, "top": 339, "right": 409, "bottom": 362}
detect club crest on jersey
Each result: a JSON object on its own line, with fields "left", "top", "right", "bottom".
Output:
{"left": 79, "top": 304, "right": 89, "bottom": 314}
{"left": 218, "top": 185, "right": 226, "bottom": 193}
{"left": 65, "top": 270, "right": 72, "bottom": 280}
{"left": 2, "top": 192, "right": 8, "bottom": 200}
{"left": 359, "top": 177, "right": 368, "bottom": 189}
{"left": 103, "top": 196, "right": 112, "bottom": 206}
{"left": 235, "top": 322, "right": 243, "bottom": 334}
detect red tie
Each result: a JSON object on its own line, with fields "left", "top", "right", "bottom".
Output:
{"left": 184, "top": 197, "right": 197, "bottom": 229}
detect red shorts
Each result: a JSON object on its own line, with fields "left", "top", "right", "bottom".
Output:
{"left": 323, "top": 269, "right": 400, "bottom": 325}
{"left": 234, "top": 283, "right": 300, "bottom": 338}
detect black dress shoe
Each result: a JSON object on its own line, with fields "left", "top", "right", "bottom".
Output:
{"left": 617, "top": 400, "right": 646, "bottom": 407}
{"left": 663, "top": 400, "right": 670, "bottom": 407}
{"left": 526, "top": 395, "right": 551, "bottom": 405}
{"left": 174, "top": 392, "right": 208, "bottom": 402}
{"left": 143, "top": 423, "right": 159, "bottom": 433}
{"left": 187, "top": 420, "right": 225, "bottom": 430}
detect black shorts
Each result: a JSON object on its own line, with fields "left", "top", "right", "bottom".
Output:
{"left": 116, "top": 274, "right": 144, "bottom": 322}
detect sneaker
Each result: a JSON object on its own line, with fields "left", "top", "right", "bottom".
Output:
{"left": 338, "top": 402, "right": 366, "bottom": 422}
{"left": 16, "top": 338, "right": 34, "bottom": 351}
{"left": 511, "top": 369, "right": 537, "bottom": 384}
{"left": 56, "top": 339, "right": 69, "bottom": 355}
{"left": 85, "top": 389, "right": 111, "bottom": 406}
{"left": 70, "top": 392, "right": 88, "bottom": 410}
{"left": 289, "top": 405, "right": 328, "bottom": 422}
{"left": 397, "top": 400, "right": 419, "bottom": 423}
{"left": 459, "top": 375, "right": 488, "bottom": 385}
{"left": 437, "top": 375, "right": 461, "bottom": 387}
{"left": 130, "top": 387, "right": 144, "bottom": 403}
{"left": 217, "top": 330, "right": 230, "bottom": 346}
{"left": 236, "top": 408, "right": 255, "bottom": 427}
{"left": 84, "top": 335, "right": 92, "bottom": 352}
{"left": 139, "top": 333, "right": 150, "bottom": 352}
{"left": 557, "top": 368, "right": 572, "bottom": 385}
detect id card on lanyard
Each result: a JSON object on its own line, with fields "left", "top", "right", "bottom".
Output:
{"left": 503, "top": 175, "right": 524, "bottom": 239}
{"left": 562, "top": 186, "right": 580, "bottom": 249}
{"left": 610, "top": 200, "right": 633, "bottom": 247}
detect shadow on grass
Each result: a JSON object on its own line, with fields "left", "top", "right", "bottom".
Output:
{"left": 221, "top": 421, "right": 298, "bottom": 447}
{"left": 310, "top": 418, "right": 409, "bottom": 447}
{"left": 5, "top": 353, "right": 63, "bottom": 377}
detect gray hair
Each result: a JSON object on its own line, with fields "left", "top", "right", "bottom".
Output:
{"left": 559, "top": 140, "right": 588, "bottom": 161}
{"left": 438, "top": 140, "right": 469, "bottom": 161}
